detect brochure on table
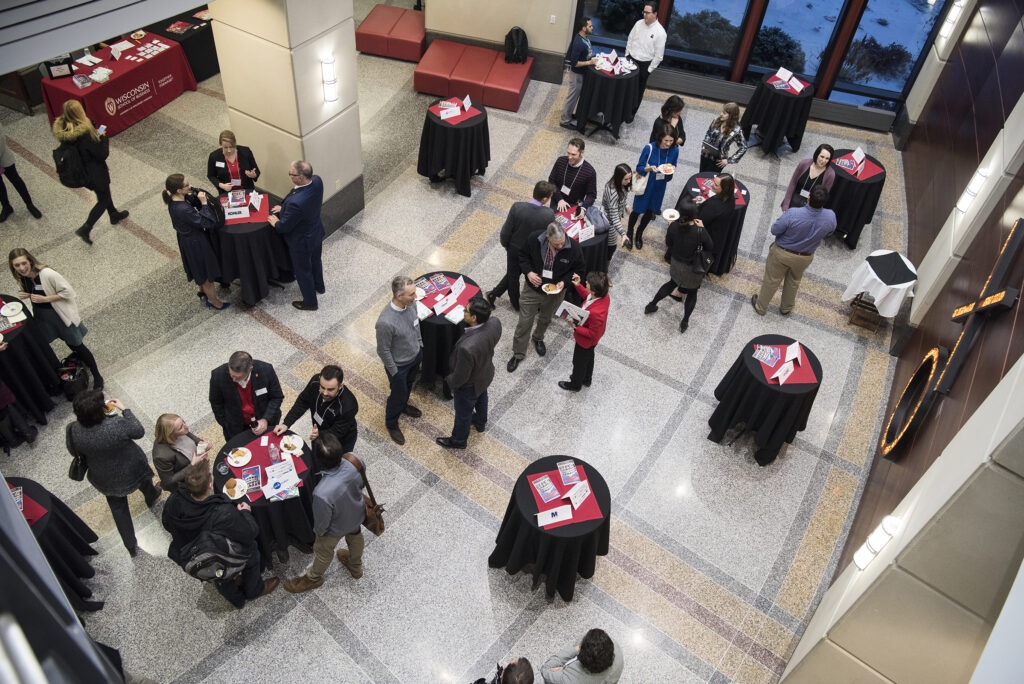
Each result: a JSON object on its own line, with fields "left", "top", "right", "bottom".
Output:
{"left": 429, "top": 95, "right": 482, "bottom": 124}
{"left": 752, "top": 342, "right": 818, "bottom": 385}
{"left": 227, "top": 433, "right": 309, "bottom": 502}
{"left": 415, "top": 273, "right": 481, "bottom": 319}
{"left": 527, "top": 463, "right": 604, "bottom": 530}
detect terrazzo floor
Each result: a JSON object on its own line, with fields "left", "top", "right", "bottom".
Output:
{"left": 0, "top": 4, "right": 907, "bottom": 682}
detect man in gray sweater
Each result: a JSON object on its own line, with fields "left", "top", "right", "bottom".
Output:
{"left": 375, "top": 275, "right": 423, "bottom": 445}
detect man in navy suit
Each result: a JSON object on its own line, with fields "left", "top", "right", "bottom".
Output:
{"left": 268, "top": 160, "right": 325, "bottom": 311}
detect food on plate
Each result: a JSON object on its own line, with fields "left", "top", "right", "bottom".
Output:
{"left": 280, "top": 435, "right": 301, "bottom": 452}
{"left": 225, "top": 478, "right": 237, "bottom": 495}
{"left": 660, "top": 164, "right": 675, "bottom": 174}
{"left": 541, "top": 283, "right": 562, "bottom": 294}
{"left": 230, "top": 448, "right": 246, "bottom": 461}
{"left": 130, "top": 31, "right": 146, "bottom": 40}
{"left": 103, "top": 400, "right": 117, "bottom": 415}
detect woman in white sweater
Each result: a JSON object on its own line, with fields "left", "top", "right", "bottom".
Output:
{"left": 8, "top": 247, "right": 104, "bottom": 389}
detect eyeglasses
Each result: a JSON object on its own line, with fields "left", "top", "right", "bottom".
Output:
{"left": 288, "top": 172, "right": 301, "bottom": 177}
{"left": 642, "top": 10, "right": 655, "bottom": 14}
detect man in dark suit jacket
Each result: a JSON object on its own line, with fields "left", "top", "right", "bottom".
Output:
{"left": 487, "top": 180, "right": 556, "bottom": 311}
{"left": 209, "top": 351, "right": 284, "bottom": 441}
{"left": 436, "top": 298, "right": 502, "bottom": 449}
{"left": 268, "top": 160, "right": 325, "bottom": 311}
{"left": 274, "top": 364, "right": 359, "bottom": 464}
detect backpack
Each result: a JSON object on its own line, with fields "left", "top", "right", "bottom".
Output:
{"left": 53, "top": 142, "right": 89, "bottom": 189}
{"left": 179, "top": 529, "right": 250, "bottom": 582}
{"left": 504, "top": 27, "right": 528, "bottom": 64}
{"left": 58, "top": 354, "right": 90, "bottom": 401}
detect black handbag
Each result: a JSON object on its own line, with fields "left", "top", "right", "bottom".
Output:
{"left": 691, "top": 226, "right": 712, "bottom": 274}
{"left": 66, "top": 423, "right": 88, "bottom": 481}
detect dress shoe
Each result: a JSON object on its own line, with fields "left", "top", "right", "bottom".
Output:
{"left": 110, "top": 210, "right": 129, "bottom": 224}
{"left": 780, "top": 308, "right": 792, "bottom": 316}
{"left": 336, "top": 549, "right": 363, "bottom": 579}
{"left": 635, "top": 235, "right": 644, "bottom": 250}
{"left": 485, "top": 291, "right": 496, "bottom": 305}
{"left": 507, "top": 356, "right": 520, "bottom": 373}
{"left": 127, "top": 545, "right": 139, "bottom": 557}
{"left": 472, "top": 423, "right": 487, "bottom": 433}
{"left": 559, "top": 121, "right": 577, "bottom": 130}
{"left": 435, "top": 437, "right": 467, "bottom": 449}
{"left": 28, "top": 205, "right": 42, "bottom": 219}
{"left": 145, "top": 485, "right": 163, "bottom": 508}
{"left": 679, "top": 319, "right": 689, "bottom": 333}
{"left": 402, "top": 404, "right": 422, "bottom": 418}
{"left": 208, "top": 301, "right": 231, "bottom": 311}
{"left": 316, "top": 286, "right": 326, "bottom": 295}
{"left": 292, "top": 301, "right": 318, "bottom": 311}
{"left": 276, "top": 547, "right": 290, "bottom": 563}
{"left": 644, "top": 302, "right": 658, "bottom": 314}
{"left": 260, "top": 577, "right": 281, "bottom": 596}
{"left": 0, "top": 206, "right": 13, "bottom": 222}
{"left": 534, "top": 339, "right": 546, "bottom": 356}
{"left": 558, "top": 381, "right": 581, "bottom": 392}
{"left": 387, "top": 426, "right": 406, "bottom": 445}
{"left": 750, "top": 294, "right": 764, "bottom": 316}
{"left": 582, "top": 380, "right": 591, "bottom": 387}
{"left": 74, "top": 225, "right": 93, "bottom": 245}
{"left": 283, "top": 574, "right": 323, "bottom": 593}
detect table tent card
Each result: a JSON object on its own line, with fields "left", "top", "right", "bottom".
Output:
{"left": 775, "top": 67, "right": 793, "bottom": 81}
{"left": 771, "top": 360, "right": 795, "bottom": 385}
{"left": 451, "top": 275, "right": 466, "bottom": 297}
{"left": 563, "top": 480, "right": 592, "bottom": 510}
{"left": 536, "top": 504, "right": 573, "bottom": 527}
{"left": 784, "top": 340, "right": 802, "bottom": 366}
{"left": 462, "top": 94, "right": 472, "bottom": 110}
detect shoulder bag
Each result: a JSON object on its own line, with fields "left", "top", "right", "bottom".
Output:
{"left": 632, "top": 144, "right": 652, "bottom": 196}
{"left": 66, "top": 423, "right": 88, "bottom": 481}
{"left": 691, "top": 226, "right": 713, "bottom": 274}
{"left": 342, "top": 453, "right": 385, "bottom": 536}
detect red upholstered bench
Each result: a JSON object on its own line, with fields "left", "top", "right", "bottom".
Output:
{"left": 450, "top": 46, "right": 498, "bottom": 104}
{"left": 484, "top": 57, "right": 535, "bottom": 112}
{"left": 413, "top": 39, "right": 467, "bottom": 97}
{"left": 356, "top": 5, "right": 425, "bottom": 62}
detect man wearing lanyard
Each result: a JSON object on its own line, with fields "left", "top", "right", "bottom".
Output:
{"left": 625, "top": 2, "right": 667, "bottom": 116}
{"left": 560, "top": 17, "right": 597, "bottom": 130}
{"left": 547, "top": 138, "right": 598, "bottom": 216}
{"left": 274, "top": 364, "right": 359, "bottom": 468}
{"left": 208, "top": 351, "right": 284, "bottom": 441}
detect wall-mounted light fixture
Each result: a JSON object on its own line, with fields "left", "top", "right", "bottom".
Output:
{"left": 955, "top": 168, "right": 989, "bottom": 213}
{"left": 939, "top": 1, "right": 966, "bottom": 39}
{"left": 853, "top": 515, "right": 902, "bottom": 571}
{"left": 321, "top": 56, "right": 337, "bottom": 102}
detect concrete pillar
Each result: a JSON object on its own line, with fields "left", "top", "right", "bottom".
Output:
{"left": 209, "top": 0, "right": 364, "bottom": 232}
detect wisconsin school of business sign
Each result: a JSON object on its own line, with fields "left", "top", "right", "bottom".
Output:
{"left": 880, "top": 218, "right": 1023, "bottom": 458}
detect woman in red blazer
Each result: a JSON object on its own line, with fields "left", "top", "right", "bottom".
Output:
{"left": 559, "top": 271, "right": 610, "bottom": 392}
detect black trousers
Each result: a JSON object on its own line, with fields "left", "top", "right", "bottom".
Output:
{"left": 84, "top": 182, "right": 118, "bottom": 228}
{"left": 216, "top": 550, "right": 265, "bottom": 608}
{"left": 633, "top": 60, "right": 652, "bottom": 114}
{"left": 105, "top": 478, "right": 160, "bottom": 550}
{"left": 568, "top": 343, "right": 596, "bottom": 388}
{"left": 490, "top": 249, "right": 522, "bottom": 309}
{"left": 0, "top": 163, "right": 35, "bottom": 208}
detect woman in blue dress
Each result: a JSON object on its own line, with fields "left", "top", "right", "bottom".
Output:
{"left": 627, "top": 124, "right": 679, "bottom": 250}
{"left": 162, "top": 174, "right": 229, "bottom": 310}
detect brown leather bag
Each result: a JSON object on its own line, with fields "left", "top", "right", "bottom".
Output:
{"left": 342, "top": 453, "right": 385, "bottom": 536}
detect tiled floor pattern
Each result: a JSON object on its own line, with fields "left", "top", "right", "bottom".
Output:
{"left": 1, "top": 7, "right": 906, "bottom": 682}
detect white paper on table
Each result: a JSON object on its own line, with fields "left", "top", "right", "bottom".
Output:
{"left": 265, "top": 459, "right": 300, "bottom": 490}
{"left": 784, "top": 341, "right": 802, "bottom": 366}
{"left": 852, "top": 147, "right": 866, "bottom": 163}
{"left": 110, "top": 48, "right": 122, "bottom": 61}
{"left": 776, "top": 67, "right": 793, "bottom": 81}
{"left": 415, "top": 300, "right": 433, "bottom": 320}
{"left": 111, "top": 40, "right": 135, "bottom": 52}
{"left": 434, "top": 292, "right": 457, "bottom": 315}
{"left": 771, "top": 360, "right": 795, "bottom": 385}
{"left": 451, "top": 275, "right": 466, "bottom": 297}
{"left": 444, "top": 305, "right": 465, "bottom": 324}
{"left": 259, "top": 436, "right": 269, "bottom": 447}
{"left": 249, "top": 191, "right": 262, "bottom": 211}
{"left": 609, "top": 49, "right": 618, "bottom": 62}
{"left": 225, "top": 206, "right": 250, "bottom": 220}
{"left": 788, "top": 77, "right": 804, "bottom": 93}
{"left": 578, "top": 222, "right": 595, "bottom": 242}
{"left": 536, "top": 505, "right": 573, "bottom": 527}
{"left": 439, "top": 106, "right": 461, "bottom": 121}
{"left": 462, "top": 94, "right": 472, "bottom": 110}
{"left": 562, "top": 480, "right": 592, "bottom": 509}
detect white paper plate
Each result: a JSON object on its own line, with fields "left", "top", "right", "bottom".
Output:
{"left": 662, "top": 209, "right": 680, "bottom": 222}
{"left": 0, "top": 301, "right": 23, "bottom": 317}
{"left": 279, "top": 436, "right": 303, "bottom": 455}
{"left": 226, "top": 447, "right": 252, "bottom": 467}
{"left": 223, "top": 478, "right": 248, "bottom": 500}
{"left": 541, "top": 283, "right": 563, "bottom": 295}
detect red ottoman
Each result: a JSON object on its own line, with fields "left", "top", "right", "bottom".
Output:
{"left": 414, "top": 40, "right": 467, "bottom": 96}
{"left": 389, "top": 10, "right": 426, "bottom": 62}
{"left": 449, "top": 47, "right": 499, "bottom": 103}
{"left": 355, "top": 5, "right": 404, "bottom": 56}
{"left": 483, "top": 57, "right": 534, "bottom": 112}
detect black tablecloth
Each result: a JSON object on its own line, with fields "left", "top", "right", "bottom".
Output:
{"left": 828, "top": 149, "right": 887, "bottom": 249}
{"left": 417, "top": 271, "right": 479, "bottom": 388}
{"left": 143, "top": 7, "right": 219, "bottom": 82}
{"left": 488, "top": 455, "right": 610, "bottom": 602}
{"left": 678, "top": 173, "right": 749, "bottom": 276}
{"left": 417, "top": 102, "right": 490, "bottom": 198}
{"left": 574, "top": 66, "right": 640, "bottom": 139}
{"left": 8, "top": 477, "right": 103, "bottom": 612}
{"left": 0, "top": 296, "right": 61, "bottom": 424}
{"left": 212, "top": 431, "right": 315, "bottom": 570}
{"left": 740, "top": 74, "right": 815, "bottom": 154}
{"left": 707, "top": 334, "right": 822, "bottom": 466}
{"left": 216, "top": 202, "right": 295, "bottom": 306}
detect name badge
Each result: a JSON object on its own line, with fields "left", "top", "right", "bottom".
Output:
{"left": 656, "top": 172, "right": 665, "bottom": 181}
{"left": 799, "top": 189, "right": 811, "bottom": 199}
{"left": 413, "top": 318, "right": 420, "bottom": 327}
{"left": 560, "top": 184, "right": 571, "bottom": 196}
{"left": 231, "top": 179, "right": 242, "bottom": 186}
{"left": 215, "top": 161, "right": 225, "bottom": 168}
{"left": 542, "top": 269, "right": 553, "bottom": 279}
{"left": 313, "top": 412, "right": 324, "bottom": 426}
{"left": 255, "top": 387, "right": 268, "bottom": 396}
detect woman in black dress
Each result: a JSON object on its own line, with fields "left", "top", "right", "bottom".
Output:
{"left": 162, "top": 174, "right": 229, "bottom": 310}
{"left": 643, "top": 199, "right": 713, "bottom": 333}
{"left": 649, "top": 94, "right": 686, "bottom": 150}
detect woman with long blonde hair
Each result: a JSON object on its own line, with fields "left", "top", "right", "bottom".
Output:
{"left": 152, "top": 413, "right": 208, "bottom": 489}
{"left": 699, "top": 102, "right": 747, "bottom": 173}
{"left": 52, "top": 99, "right": 129, "bottom": 245}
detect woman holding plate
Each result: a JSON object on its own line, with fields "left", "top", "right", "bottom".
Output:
{"left": 644, "top": 199, "right": 713, "bottom": 333}
{"left": 699, "top": 102, "right": 746, "bottom": 173}
{"left": 8, "top": 247, "right": 105, "bottom": 389}
{"left": 152, "top": 413, "right": 209, "bottom": 489}
{"left": 627, "top": 124, "right": 679, "bottom": 250}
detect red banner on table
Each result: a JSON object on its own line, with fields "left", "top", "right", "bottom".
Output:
{"left": 8, "top": 483, "right": 48, "bottom": 526}
{"left": 428, "top": 103, "right": 482, "bottom": 125}
{"left": 419, "top": 275, "right": 481, "bottom": 315}
{"left": 766, "top": 74, "right": 810, "bottom": 94}
{"left": 754, "top": 344, "right": 818, "bottom": 385}
{"left": 833, "top": 153, "right": 885, "bottom": 181}
{"left": 220, "top": 193, "right": 270, "bottom": 225}
{"left": 528, "top": 465, "right": 604, "bottom": 530}
{"left": 226, "top": 433, "right": 308, "bottom": 502}
{"left": 41, "top": 39, "right": 197, "bottom": 136}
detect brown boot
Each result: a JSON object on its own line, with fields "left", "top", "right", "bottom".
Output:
{"left": 336, "top": 549, "right": 363, "bottom": 579}
{"left": 259, "top": 577, "right": 280, "bottom": 597}
{"left": 283, "top": 574, "right": 323, "bottom": 593}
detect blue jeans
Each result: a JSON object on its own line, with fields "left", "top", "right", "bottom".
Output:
{"left": 450, "top": 385, "right": 487, "bottom": 445}
{"left": 385, "top": 351, "right": 422, "bottom": 429}
{"left": 216, "top": 549, "right": 263, "bottom": 609}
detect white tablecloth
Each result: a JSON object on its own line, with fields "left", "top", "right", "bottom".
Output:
{"left": 842, "top": 250, "right": 917, "bottom": 317}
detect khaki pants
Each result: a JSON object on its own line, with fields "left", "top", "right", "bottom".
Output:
{"left": 512, "top": 286, "right": 564, "bottom": 359}
{"left": 755, "top": 243, "right": 814, "bottom": 314}
{"left": 306, "top": 529, "right": 364, "bottom": 581}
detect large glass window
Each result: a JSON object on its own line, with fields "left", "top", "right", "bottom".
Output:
{"left": 583, "top": 0, "right": 635, "bottom": 44}
{"left": 664, "top": 0, "right": 749, "bottom": 62}
{"left": 746, "top": 0, "right": 846, "bottom": 82}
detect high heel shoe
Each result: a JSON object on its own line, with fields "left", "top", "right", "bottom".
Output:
{"left": 197, "top": 292, "right": 207, "bottom": 304}
{"left": 204, "top": 299, "right": 231, "bottom": 311}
